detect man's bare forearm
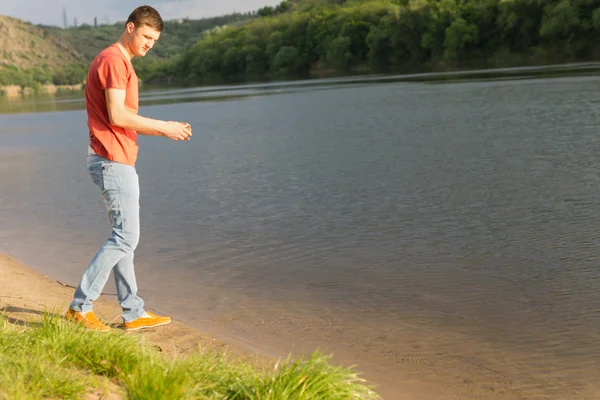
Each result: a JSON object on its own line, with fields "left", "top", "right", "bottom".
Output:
{"left": 109, "top": 108, "right": 167, "bottom": 136}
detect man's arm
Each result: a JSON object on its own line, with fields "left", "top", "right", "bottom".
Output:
{"left": 105, "top": 88, "right": 192, "bottom": 140}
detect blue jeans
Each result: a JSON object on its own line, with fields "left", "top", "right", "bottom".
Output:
{"left": 70, "top": 154, "right": 145, "bottom": 322}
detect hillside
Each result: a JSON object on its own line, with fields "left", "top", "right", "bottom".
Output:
{"left": 0, "top": 11, "right": 258, "bottom": 88}
{"left": 46, "top": 13, "right": 256, "bottom": 63}
{"left": 0, "top": 15, "right": 83, "bottom": 69}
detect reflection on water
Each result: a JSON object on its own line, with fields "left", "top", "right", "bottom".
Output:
{"left": 2, "top": 70, "right": 600, "bottom": 399}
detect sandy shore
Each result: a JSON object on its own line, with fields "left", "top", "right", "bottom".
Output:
{"left": 0, "top": 252, "right": 436, "bottom": 400}
{"left": 0, "top": 252, "right": 232, "bottom": 359}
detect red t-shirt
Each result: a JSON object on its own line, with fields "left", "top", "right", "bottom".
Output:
{"left": 86, "top": 44, "right": 139, "bottom": 166}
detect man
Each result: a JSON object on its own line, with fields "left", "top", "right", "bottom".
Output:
{"left": 66, "top": 5, "right": 192, "bottom": 332}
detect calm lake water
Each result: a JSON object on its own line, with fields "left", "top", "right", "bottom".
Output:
{"left": 2, "top": 70, "right": 600, "bottom": 399}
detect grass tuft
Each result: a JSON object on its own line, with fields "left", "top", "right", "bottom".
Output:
{"left": 0, "top": 311, "right": 380, "bottom": 399}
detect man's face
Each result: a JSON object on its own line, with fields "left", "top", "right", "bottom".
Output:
{"left": 126, "top": 23, "right": 160, "bottom": 57}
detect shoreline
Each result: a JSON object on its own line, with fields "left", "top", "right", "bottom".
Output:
{"left": 3, "top": 60, "right": 600, "bottom": 100}
{"left": 0, "top": 84, "right": 83, "bottom": 97}
{"left": 0, "top": 252, "right": 397, "bottom": 398}
{"left": 0, "top": 253, "right": 383, "bottom": 399}
{"left": 0, "top": 251, "right": 234, "bottom": 359}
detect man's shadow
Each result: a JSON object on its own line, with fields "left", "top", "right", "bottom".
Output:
{"left": 0, "top": 306, "right": 53, "bottom": 328}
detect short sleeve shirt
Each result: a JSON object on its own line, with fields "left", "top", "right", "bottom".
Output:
{"left": 86, "top": 44, "right": 139, "bottom": 166}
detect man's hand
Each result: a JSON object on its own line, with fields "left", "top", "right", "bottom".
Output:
{"left": 161, "top": 121, "right": 192, "bottom": 141}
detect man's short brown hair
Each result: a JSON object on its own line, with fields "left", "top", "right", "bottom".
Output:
{"left": 126, "top": 5, "right": 164, "bottom": 32}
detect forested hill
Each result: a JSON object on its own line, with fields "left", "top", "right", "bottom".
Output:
{"left": 143, "top": 0, "right": 600, "bottom": 84}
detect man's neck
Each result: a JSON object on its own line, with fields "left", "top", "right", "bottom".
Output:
{"left": 115, "top": 38, "right": 134, "bottom": 61}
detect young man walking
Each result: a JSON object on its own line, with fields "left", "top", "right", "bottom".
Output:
{"left": 66, "top": 5, "right": 192, "bottom": 332}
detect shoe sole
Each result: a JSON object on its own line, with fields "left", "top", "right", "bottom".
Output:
{"left": 123, "top": 319, "right": 171, "bottom": 331}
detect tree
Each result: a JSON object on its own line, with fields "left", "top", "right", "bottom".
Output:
{"left": 340, "top": 20, "right": 371, "bottom": 61}
{"left": 366, "top": 25, "right": 392, "bottom": 70}
{"left": 266, "top": 31, "right": 285, "bottom": 63}
{"left": 326, "top": 35, "right": 353, "bottom": 70}
{"left": 497, "top": 0, "right": 544, "bottom": 53}
{"left": 258, "top": 6, "right": 275, "bottom": 17}
{"left": 444, "top": 17, "right": 480, "bottom": 61}
{"left": 539, "top": 0, "right": 592, "bottom": 58}
{"left": 223, "top": 46, "right": 247, "bottom": 77}
{"left": 272, "top": 46, "right": 306, "bottom": 74}
{"left": 276, "top": 1, "right": 293, "bottom": 14}
{"left": 421, "top": 0, "right": 460, "bottom": 60}
{"left": 540, "top": 0, "right": 579, "bottom": 40}
{"left": 244, "top": 44, "right": 269, "bottom": 75}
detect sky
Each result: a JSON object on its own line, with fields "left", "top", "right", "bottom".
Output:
{"left": 0, "top": 0, "right": 283, "bottom": 27}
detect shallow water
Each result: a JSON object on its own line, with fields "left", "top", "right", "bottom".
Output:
{"left": 2, "top": 72, "right": 600, "bottom": 399}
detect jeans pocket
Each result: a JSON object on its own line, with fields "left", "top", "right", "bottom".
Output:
{"left": 88, "top": 161, "right": 104, "bottom": 188}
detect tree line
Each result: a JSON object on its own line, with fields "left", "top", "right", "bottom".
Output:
{"left": 0, "top": 64, "right": 87, "bottom": 89}
{"left": 141, "top": 0, "right": 600, "bottom": 84}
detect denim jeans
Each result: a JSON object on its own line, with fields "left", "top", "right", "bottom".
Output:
{"left": 70, "top": 154, "right": 145, "bottom": 322}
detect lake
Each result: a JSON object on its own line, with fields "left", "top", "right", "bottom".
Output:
{"left": 2, "top": 70, "right": 600, "bottom": 399}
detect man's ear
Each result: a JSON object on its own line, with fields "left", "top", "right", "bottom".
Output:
{"left": 126, "top": 22, "right": 135, "bottom": 33}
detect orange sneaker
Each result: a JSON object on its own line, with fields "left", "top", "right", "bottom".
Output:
{"left": 123, "top": 312, "right": 171, "bottom": 331}
{"left": 65, "top": 309, "right": 111, "bottom": 332}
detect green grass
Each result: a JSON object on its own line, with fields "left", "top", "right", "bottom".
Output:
{"left": 0, "top": 312, "right": 380, "bottom": 399}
